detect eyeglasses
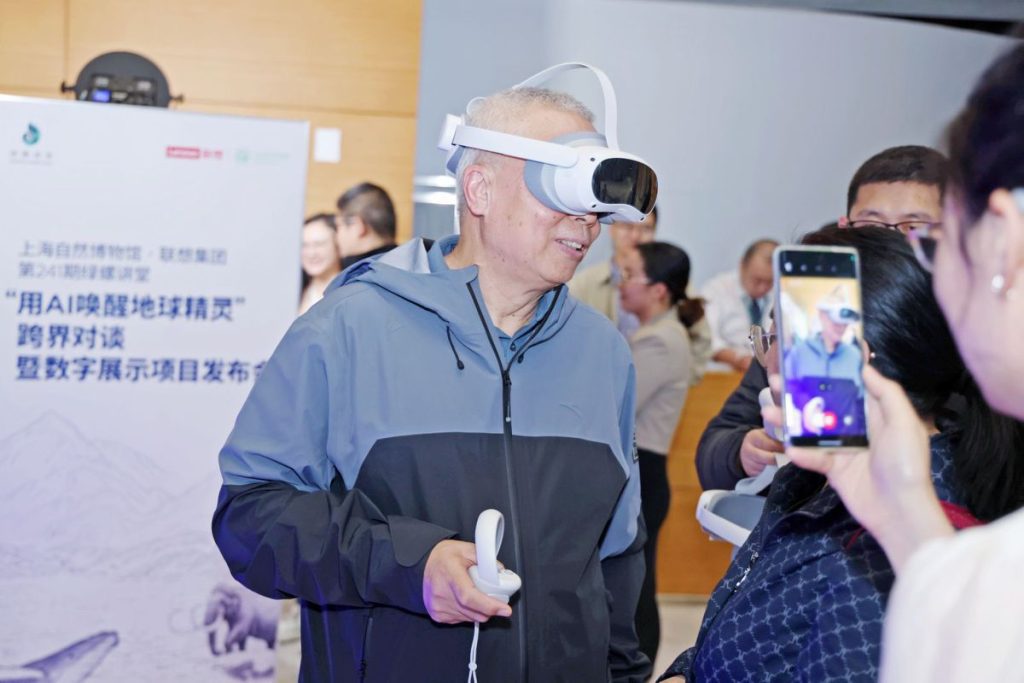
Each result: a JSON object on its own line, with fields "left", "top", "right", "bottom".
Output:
{"left": 906, "top": 224, "right": 940, "bottom": 272}
{"left": 847, "top": 219, "right": 941, "bottom": 235}
{"left": 748, "top": 324, "right": 776, "bottom": 367}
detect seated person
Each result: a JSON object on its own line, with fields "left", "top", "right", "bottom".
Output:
{"left": 659, "top": 226, "right": 1024, "bottom": 682}
{"left": 700, "top": 239, "right": 777, "bottom": 372}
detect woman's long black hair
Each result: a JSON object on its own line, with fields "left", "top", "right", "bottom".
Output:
{"left": 801, "top": 225, "right": 1024, "bottom": 521}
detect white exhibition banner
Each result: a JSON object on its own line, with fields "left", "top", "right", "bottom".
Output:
{"left": 0, "top": 95, "right": 308, "bottom": 682}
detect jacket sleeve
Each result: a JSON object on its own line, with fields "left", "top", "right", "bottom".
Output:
{"left": 694, "top": 361, "right": 769, "bottom": 490}
{"left": 212, "top": 312, "right": 456, "bottom": 613}
{"left": 658, "top": 647, "right": 695, "bottom": 681}
{"left": 602, "top": 361, "right": 653, "bottom": 682}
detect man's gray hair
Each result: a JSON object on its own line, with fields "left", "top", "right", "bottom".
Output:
{"left": 454, "top": 87, "right": 594, "bottom": 211}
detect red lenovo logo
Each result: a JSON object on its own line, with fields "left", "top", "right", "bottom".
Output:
{"left": 165, "top": 146, "right": 223, "bottom": 160}
{"left": 166, "top": 146, "right": 201, "bottom": 160}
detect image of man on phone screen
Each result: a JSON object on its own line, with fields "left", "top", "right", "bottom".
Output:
{"left": 782, "top": 285, "right": 864, "bottom": 436}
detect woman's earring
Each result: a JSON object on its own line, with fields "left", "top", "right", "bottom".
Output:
{"left": 992, "top": 273, "right": 1008, "bottom": 297}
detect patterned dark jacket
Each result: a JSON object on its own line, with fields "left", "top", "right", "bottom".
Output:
{"left": 660, "top": 433, "right": 967, "bottom": 682}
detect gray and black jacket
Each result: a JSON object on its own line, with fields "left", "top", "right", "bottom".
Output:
{"left": 213, "top": 235, "right": 649, "bottom": 682}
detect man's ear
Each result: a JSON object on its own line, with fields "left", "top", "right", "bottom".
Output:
{"left": 349, "top": 216, "right": 370, "bottom": 239}
{"left": 837, "top": 216, "right": 850, "bottom": 228}
{"left": 462, "top": 164, "right": 493, "bottom": 218}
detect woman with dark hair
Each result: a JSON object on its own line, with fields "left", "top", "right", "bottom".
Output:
{"left": 660, "top": 225, "right": 1024, "bottom": 682}
{"left": 299, "top": 213, "right": 341, "bottom": 315}
{"left": 781, "top": 43, "right": 1024, "bottom": 682}
{"left": 618, "top": 241, "right": 700, "bottom": 667}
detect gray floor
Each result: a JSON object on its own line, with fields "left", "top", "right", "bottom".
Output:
{"left": 274, "top": 597, "right": 707, "bottom": 681}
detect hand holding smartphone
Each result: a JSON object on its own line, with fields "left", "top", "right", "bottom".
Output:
{"left": 773, "top": 246, "right": 868, "bottom": 449}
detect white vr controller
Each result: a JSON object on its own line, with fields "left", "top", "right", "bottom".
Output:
{"left": 468, "top": 509, "right": 521, "bottom": 603}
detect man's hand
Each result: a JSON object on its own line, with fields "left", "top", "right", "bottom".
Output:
{"left": 423, "top": 540, "right": 513, "bottom": 624}
{"left": 739, "top": 428, "right": 784, "bottom": 476}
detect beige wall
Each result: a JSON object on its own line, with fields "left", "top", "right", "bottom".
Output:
{"left": 0, "top": 0, "right": 421, "bottom": 240}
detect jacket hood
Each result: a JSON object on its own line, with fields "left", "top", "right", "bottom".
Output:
{"left": 326, "top": 234, "right": 577, "bottom": 360}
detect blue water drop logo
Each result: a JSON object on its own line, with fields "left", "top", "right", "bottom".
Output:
{"left": 22, "top": 123, "right": 40, "bottom": 145}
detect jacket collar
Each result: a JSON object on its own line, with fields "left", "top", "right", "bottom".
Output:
{"left": 327, "top": 234, "right": 576, "bottom": 358}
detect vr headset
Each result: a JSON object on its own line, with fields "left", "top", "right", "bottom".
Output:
{"left": 819, "top": 303, "right": 861, "bottom": 325}
{"left": 437, "top": 62, "right": 658, "bottom": 224}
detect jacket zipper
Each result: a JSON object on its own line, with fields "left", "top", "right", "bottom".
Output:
{"left": 691, "top": 495, "right": 829, "bottom": 661}
{"left": 464, "top": 283, "right": 562, "bottom": 683}
{"left": 467, "top": 284, "right": 528, "bottom": 681}
{"left": 359, "top": 609, "right": 375, "bottom": 682}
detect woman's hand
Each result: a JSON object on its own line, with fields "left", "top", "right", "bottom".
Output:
{"left": 763, "top": 365, "right": 954, "bottom": 572}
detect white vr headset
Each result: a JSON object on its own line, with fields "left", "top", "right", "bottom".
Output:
{"left": 438, "top": 62, "right": 658, "bottom": 224}
{"left": 821, "top": 305, "right": 861, "bottom": 325}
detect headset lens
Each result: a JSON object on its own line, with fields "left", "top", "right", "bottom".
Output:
{"left": 592, "top": 159, "right": 658, "bottom": 214}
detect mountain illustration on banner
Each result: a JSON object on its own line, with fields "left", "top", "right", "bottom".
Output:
{"left": 0, "top": 412, "right": 222, "bottom": 580}
{"left": 0, "top": 631, "right": 118, "bottom": 683}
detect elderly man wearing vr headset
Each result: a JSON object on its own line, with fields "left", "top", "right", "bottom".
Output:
{"left": 213, "top": 64, "right": 657, "bottom": 682}
{"left": 783, "top": 286, "right": 864, "bottom": 389}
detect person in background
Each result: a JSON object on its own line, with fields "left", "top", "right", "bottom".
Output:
{"left": 839, "top": 145, "right": 948, "bottom": 234}
{"left": 571, "top": 207, "right": 657, "bottom": 338}
{"left": 700, "top": 239, "right": 777, "bottom": 372}
{"left": 335, "top": 181, "right": 398, "bottom": 268}
{"left": 695, "top": 145, "right": 950, "bottom": 491}
{"left": 660, "top": 225, "right": 1024, "bottom": 683}
{"left": 618, "top": 241, "right": 701, "bottom": 669}
{"left": 571, "top": 208, "right": 712, "bottom": 384}
{"left": 298, "top": 213, "right": 341, "bottom": 315}
{"left": 782, "top": 44, "right": 1024, "bottom": 683}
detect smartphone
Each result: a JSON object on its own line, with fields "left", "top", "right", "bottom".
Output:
{"left": 773, "top": 245, "right": 868, "bottom": 449}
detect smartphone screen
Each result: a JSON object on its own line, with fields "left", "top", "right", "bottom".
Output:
{"left": 774, "top": 246, "right": 868, "bottom": 448}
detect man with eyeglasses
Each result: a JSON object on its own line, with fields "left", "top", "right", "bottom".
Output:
{"left": 695, "top": 145, "right": 949, "bottom": 490}
{"left": 839, "top": 145, "right": 947, "bottom": 236}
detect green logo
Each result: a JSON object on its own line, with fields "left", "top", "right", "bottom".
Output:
{"left": 22, "top": 123, "right": 40, "bottom": 145}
